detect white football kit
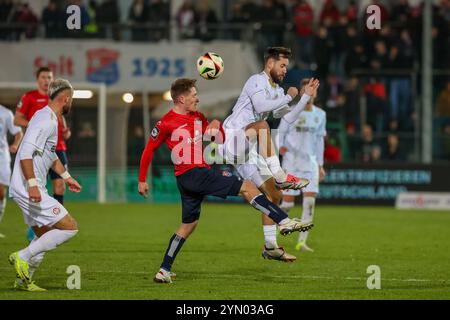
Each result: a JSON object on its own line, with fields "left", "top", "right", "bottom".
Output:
{"left": 279, "top": 105, "right": 326, "bottom": 196}
{"left": 0, "top": 105, "right": 22, "bottom": 186}
{"left": 9, "top": 106, "right": 68, "bottom": 227}
{"left": 221, "top": 71, "right": 311, "bottom": 187}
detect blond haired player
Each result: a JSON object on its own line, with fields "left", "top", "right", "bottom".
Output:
{"left": 8, "top": 79, "right": 81, "bottom": 291}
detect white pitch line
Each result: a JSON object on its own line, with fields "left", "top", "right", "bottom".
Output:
{"left": 0, "top": 268, "right": 447, "bottom": 283}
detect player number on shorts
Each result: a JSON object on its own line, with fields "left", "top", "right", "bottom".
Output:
{"left": 66, "top": 265, "right": 81, "bottom": 290}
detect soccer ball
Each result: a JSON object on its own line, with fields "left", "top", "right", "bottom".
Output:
{"left": 197, "top": 52, "right": 224, "bottom": 80}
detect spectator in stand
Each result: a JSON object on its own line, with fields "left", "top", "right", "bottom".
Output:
{"left": 384, "top": 133, "right": 406, "bottom": 161}
{"left": 195, "top": 0, "right": 218, "bottom": 42}
{"left": 149, "top": 0, "right": 170, "bottom": 42}
{"left": 343, "top": 76, "right": 361, "bottom": 131}
{"left": 324, "top": 136, "right": 341, "bottom": 163}
{"left": 314, "top": 26, "right": 333, "bottom": 80}
{"left": 15, "top": 3, "right": 39, "bottom": 39}
{"left": 240, "top": 0, "right": 259, "bottom": 23}
{"left": 364, "top": 77, "right": 388, "bottom": 133}
{"left": 84, "top": 0, "right": 99, "bottom": 38}
{"left": 391, "top": 0, "right": 411, "bottom": 29}
{"left": 436, "top": 81, "right": 450, "bottom": 118}
{"left": 319, "top": 73, "right": 345, "bottom": 123}
{"left": 97, "top": 0, "right": 120, "bottom": 40}
{"left": 257, "top": 0, "right": 287, "bottom": 47}
{"left": 344, "top": 0, "right": 358, "bottom": 23}
{"left": 176, "top": 0, "right": 197, "bottom": 39}
{"left": 358, "top": 124, "right": 381, "bottom": 163}
{"left": 441, "top": 122, "right": 450, "bottom": 160}
{"left": 228, "top": 2, "right": 246, "bottom": 40}
{"left": 332, "top": 14, "right": 350, "bottom": 78}
{"left": 128, "top": 0, "right": 149, "bottom": 41}
{"left": 42, "top": 0, "right": 64, "bottom": 39}
{"left": 319, "top": 0, "right": 340, "bottom": 25}
{"left": 292, "top": 0, "right": 314, "bottom": 66}
{"left": 344, "top": 40, "right": 368, "bottom": 76}
{"left": 388, "top": 43, "right": 413, "bottom": 131}
{"left": 370, "top": 40, "right": 389, "bottom": 70}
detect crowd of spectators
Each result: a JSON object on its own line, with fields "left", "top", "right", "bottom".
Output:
{"left": 1, "top": 0, "right": 449, "bottom": 162}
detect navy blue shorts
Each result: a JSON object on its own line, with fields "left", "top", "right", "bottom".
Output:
{"left": 49, "top": 151, "right": 68, "bottom": 180}
{"left": 176, "top": 167, "right": 243, "bottom": 223}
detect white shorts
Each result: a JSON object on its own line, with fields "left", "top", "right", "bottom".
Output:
{"left": 0, "top": 161, "right": 11, "bottom": 186}
{"left": 221, "top": 128, "right": 251, "bottom": 165}
{"left": 282, "top": 153, "right": 319, "bottom": 196}
{"left": 12, "top": 190, "right": 68, "bottom": 228}
{"left": 236, "top": 157, "right": 272, "bottom": 188}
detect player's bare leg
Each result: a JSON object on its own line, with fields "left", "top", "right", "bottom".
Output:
{"left": 0, "top": 185, "right": 6, "bottom": 238}
{"left": 259, "top": 178, "right": 297, "bottom": 262}
{"left": 295, "top": 192, "right": 317, "bottom": 252}
{"left": 245, "top": 121, "right": 309, "bottom": 190}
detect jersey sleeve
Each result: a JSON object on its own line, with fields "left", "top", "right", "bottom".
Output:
{"left": 246, "top": 76, "right": 293, "bottom": 114}
{"left": 18, "top": 119, "right": 52, "bottom": 160}
{"left": 21, "top": 121, "right": 50, "bottom": 154}
{"left": 6, "top": 110, "right": 22, "bottom": 135}
{"left": 138, "top": 120, "right": 170, "bottom": 182}
{"left": 317, "top": 111, "right": 327, "bottom": 137}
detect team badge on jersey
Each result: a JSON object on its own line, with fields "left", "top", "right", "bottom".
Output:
{"left": 151, "top": 126, "right": 160, "bottom": 140}
{"left": 222, "top": 171, "right": 232, "bottom": 177}
{"left": 53, "top": 207, "right": 61, "bottom": 215}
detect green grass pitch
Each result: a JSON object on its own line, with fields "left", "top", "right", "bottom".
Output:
{"left": 0, "top": 202, "right": 449, "bottom": 300}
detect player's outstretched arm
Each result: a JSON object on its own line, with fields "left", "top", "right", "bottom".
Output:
{"left": 250, "top": 87, "right": 297, "bottom": 114}
{"left": 283, "top": 78, "right": 320, "bottom": 124}
{"left": 51, "top": 159, "right": 81, "bottom": 193}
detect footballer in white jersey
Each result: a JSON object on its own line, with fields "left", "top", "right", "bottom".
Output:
{"left": 0, "top": 105, "right": 23, "bottom": 238}
{"left": 279, "top": 78, "right": 327, "bottom": 253}
{"left": 220, "top": 47, "right": 320, "bottom": 262}
{"left": 7, "top": 79, "right": 81, "bottom": 292}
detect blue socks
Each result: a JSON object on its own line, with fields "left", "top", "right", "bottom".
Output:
{"left": 250, "top": 194, "right": 288, "bottom": 224}
{"left": 161, "top": 233, "right": 186, "bottom": 272}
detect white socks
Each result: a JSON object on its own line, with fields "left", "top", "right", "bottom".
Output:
{"left": 19, "top": 229, "right": 78, "bottom": 261}
{"left": 0, "top": 197, "right": 5, "bottom": 224}
{"left": 263, "top": 225, "right": 278, "bottom": 249}
{"left": 280, "top": 200, "right": 294, "bottom": 213}
{"left": 265, "top": 156, "right": 286, "bottom": 182}
{"left": 299, "top": 197, "right": 315, "bottom": 243}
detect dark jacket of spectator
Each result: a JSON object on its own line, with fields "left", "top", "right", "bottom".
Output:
{"left": 320, "top": 0, "right": 340, "bottom": 25}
